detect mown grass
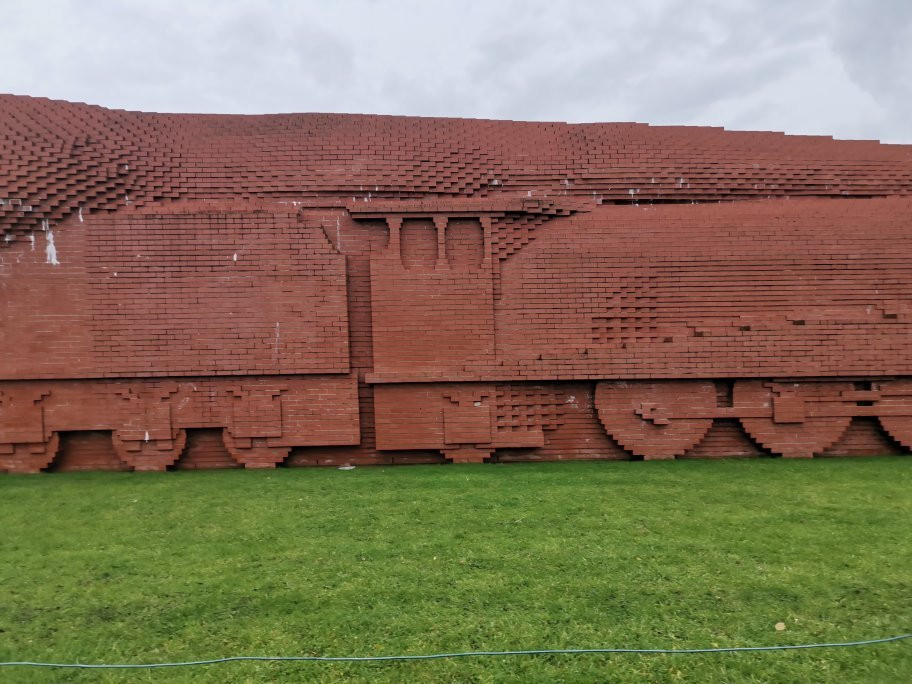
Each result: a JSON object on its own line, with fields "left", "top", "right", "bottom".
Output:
{"left": 0, "top": 458, "right": 910, "bottom": 682}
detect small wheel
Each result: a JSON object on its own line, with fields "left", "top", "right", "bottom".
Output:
{"left": 594, "top": 380, "right": 716, "bottom": 459}
{"left": 875, "top": 380, "right": 912, "bottom": 450}
{"left": 222, "top": 431, "right": 289, "bottom": 468}
{"left": 0, "top": 433, "right": 60, "bottom": 473}
{"left": 112, "top": 429, "right": 186, "bottom": 471}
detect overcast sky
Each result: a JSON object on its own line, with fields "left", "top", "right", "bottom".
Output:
{"left": 1, "top": 0, "right": 910, "bottom": 143}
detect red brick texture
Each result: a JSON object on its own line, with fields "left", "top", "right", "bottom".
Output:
{"left": 1, "top": 205, "right": 349, "bottom": 379}
{"left": 2, "top": 94, "right": 912, "bottom": 471}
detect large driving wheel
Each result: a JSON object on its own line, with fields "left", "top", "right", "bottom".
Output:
{"left": 594, "top": 380, "right": 716, "bottom": 459}
{"left": 735, "top": 380, "right": 851, "bottom": 458}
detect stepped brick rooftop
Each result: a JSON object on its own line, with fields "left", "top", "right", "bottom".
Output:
{"left": 2, "top": 94, "right": 912, "bottom": 471}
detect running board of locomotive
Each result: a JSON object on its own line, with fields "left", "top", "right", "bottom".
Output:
{"left": 0, "top": 377, "right": 360, "bottom": 473}
{"left": 374, "top": 379, "right": 912, "bottom": 462}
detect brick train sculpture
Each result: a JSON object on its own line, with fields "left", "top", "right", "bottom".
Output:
{"left": 2, "top": 94, "right": 912, "bottom": 472}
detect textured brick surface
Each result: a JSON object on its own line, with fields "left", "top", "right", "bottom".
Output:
{"left": 2, "top": 94, "right": 912, "bottom": 471}
{"left": 1, "top": 205, "right": 349, "bottom": 378}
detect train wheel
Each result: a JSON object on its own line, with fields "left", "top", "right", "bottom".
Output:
{"left": 735, "top": 381, "right": 851, "bottom": 458}
{"left": 594, "top": 380, "right": 716, "bottom": 459}
{"left": 222, "top": 431, "right": 289, "bottom": 468}
{"left": 0, "top": 433, "right": 60, "bottom": 473}
{"left": 112, "top": 429, "right": 187, "bottom": 471}
{"left": 875, "top": 380, "right": 912, "bottom": 450}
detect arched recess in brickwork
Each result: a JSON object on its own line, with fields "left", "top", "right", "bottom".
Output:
{"left": 52, "top": 431, "right": 130, "bottom": 472}
{"left": 682, "top": 419, "right": 769, "bottom": 459}
{"left": 400, "top": 219, "right": 437, "bottom": 269}
{"left": 734, "top": 380, "right": 852, "bottom": 458}
{"left": 875, "top": 380, "right": 912, "bottom": 450}
{"left": 821, "top": 417, "right": 907, "bottom": 457}
{"left": 594, "top": 380, "right": 716, "bottom": 459}
{"left": 173, "top": 428, "right": 240, "bottom": 470}
{"left": 446, "top": 219, "right": 484, "bottom": 269}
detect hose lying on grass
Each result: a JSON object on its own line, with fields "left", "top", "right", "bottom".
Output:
{"left": 1, "top": 633, "right": 910, "bottom": 669}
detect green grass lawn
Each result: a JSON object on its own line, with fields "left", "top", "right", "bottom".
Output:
{"left": 0, "top": 459, "right": 910, "bottom": 683}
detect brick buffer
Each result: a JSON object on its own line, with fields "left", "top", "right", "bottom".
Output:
{"left": 1, "top": 94, "right": 912, "bottom": 471}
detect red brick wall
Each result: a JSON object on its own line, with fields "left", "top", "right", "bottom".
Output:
{"left": 2, "top": 96, "right": 912, "bottom": 471}
{"left": 370, "top": 218, "right": 495, "bottom": 375}
{"left": 496, "top": 199, "right": 912, "bottom": 380}
{"left": 0, "top": 376, "right": 360, "bottom": 472}
{"left": 0, "top": 206, "right": 349, "bottom": 379}
{"left": 4, "top": 94, "right": 912, "bottom": 243}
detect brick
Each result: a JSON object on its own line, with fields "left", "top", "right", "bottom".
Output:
{"left": 1, "top": 95, "right": 912, "bottom": 470}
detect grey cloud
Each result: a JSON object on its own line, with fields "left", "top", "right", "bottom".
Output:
{"left": 829, "top": 0, "right": 912, "bottom": 97}
{"left": 470, "top": 1, "right": 824, "bottom": 125}
{"left": 0, "top": 0, "right": 908, "bottom": 142}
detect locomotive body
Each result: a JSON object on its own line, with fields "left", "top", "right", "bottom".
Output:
{"left": 2, "top": 95, "right": 912, "bottom": 470}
